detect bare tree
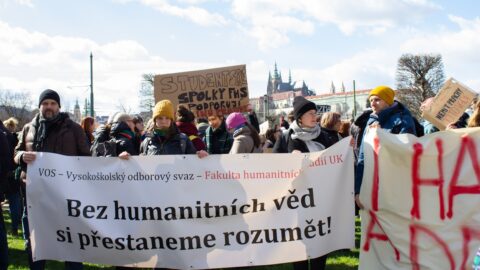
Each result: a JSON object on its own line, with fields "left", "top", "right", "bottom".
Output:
{"left": 139, "top": 73, "right": 155, "bottom": 114}
{"left": 117, "top": 99, "right": 132, "bottom": 114}
{"left": 395, "top": 53, "right": 445, "bottom": 118}
{"left": 0, "top": 90, "right": 34, "bottom": 127}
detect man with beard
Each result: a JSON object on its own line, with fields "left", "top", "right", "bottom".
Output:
{"left": 15, "top": 89, "right": 90, "bottom": 270}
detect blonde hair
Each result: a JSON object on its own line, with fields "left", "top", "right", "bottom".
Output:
{"left": 468, "top": 100, "right": 480, "bottom": 128}
{"left": 320, "top": 112, "right": 341, "bottom": 130}
{"left": 3, "top": 117, "right": 19, "bottom": 131}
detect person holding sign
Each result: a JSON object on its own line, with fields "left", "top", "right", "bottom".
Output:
{"left": 354, "top": 86, "right": 417, "bottom": 208}
{"left": 225, "top": 112, "right": 261, "bottom": 154}
{"left": 286, "top": 96, "right": 328, "bottom": 270}
{"left": 14, "top": 89, "right": 89, "bottom": 270}
{"left": 204, "top": 114, "right": 233, "bottom": 154}
{"left": 140, "top": 100, "right": 208, "bottom": 158}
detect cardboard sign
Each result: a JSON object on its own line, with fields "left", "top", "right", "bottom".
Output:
{"left": 422, "top": 78, "right": 476, "bottom": 130}
{"left": 154, "top": 65, "right": 249, "bottom": 118}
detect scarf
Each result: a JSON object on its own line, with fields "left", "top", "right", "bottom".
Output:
{"left": 32, "top": 112, "right": 65, "bottom": 151}
{"left": 290, "top": 120, "right": 325, "bottom": 152}
{"left": 232, "top": 124, "right": 246, "bottom": 138}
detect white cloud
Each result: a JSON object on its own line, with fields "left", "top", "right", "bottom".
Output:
{"left": 139, "top": 0, "right": 228, "bottom": 26}
{"left": 400, "top": 15, "right": 480, "bottom": 91}
{"left": 231, "top": 0, "right": 440, "bottom": 49}
{"left": 15, "top": 0, "right": 33, "bottom": 7}
{"left": 0, "top": 20, "right": 227, "bottom": 115}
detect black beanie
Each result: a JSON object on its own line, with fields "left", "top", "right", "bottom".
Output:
{"left": 293, "top": 96, "right": 316, "bottom": 120}
{"left": 38, "top": 89, "right": 61, "bottom": 107}
{"left": 176, "top": 105, "right": 195, "bottom": 123}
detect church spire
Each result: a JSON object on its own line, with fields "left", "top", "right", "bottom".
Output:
{"left": 289, "top": 69, "right": 292, "bottom": 84}
{"left": 273, "top": 62, "right": 279, "bottom": 79}
{"left": 330, "top": 81, "right": 336, "bottom": 94}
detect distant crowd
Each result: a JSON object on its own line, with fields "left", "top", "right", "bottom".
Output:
{"left": 1, "top": 86, "right": 480, "bottom": 270}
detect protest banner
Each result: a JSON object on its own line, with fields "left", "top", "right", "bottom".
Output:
{"left": 154, "top": 65, "right": 249, "bottom": 118}
{"left": 422, "top": 78, "right": 476, "bottom": 130}
{"left": 358, "top": 128, "right": 480, "bottom": 269}
{"left": 27, "top": 139, "right": 354, "bottom": 269}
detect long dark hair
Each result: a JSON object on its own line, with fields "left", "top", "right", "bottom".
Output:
{"left": 245, "top": 122, "right": 261, "bottom": 148}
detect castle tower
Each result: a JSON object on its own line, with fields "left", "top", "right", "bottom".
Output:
{"left": 73, "top": 99, "right": 81, "bottom": 123}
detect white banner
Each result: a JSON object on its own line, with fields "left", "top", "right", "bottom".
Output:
{"left": 359, "top": 128, "right": 480, "bottom": 270}
{"left": 27, "top": 138, "right": 355, "bottom": 269}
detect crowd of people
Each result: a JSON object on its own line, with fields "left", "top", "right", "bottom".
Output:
{"left": 1, "top": 86, "right": 480, "bottom": 269}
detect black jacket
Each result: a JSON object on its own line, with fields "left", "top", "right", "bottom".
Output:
{"left": 110, "top": 122, "right": 139, "bottom": 156}
{"left": 140, "top": 126, "right": 196, "bottom": 156}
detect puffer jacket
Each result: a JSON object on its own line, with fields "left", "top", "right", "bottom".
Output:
{"left": 140, "top": 127, "right": 196, "bottom": 155}
{"left": 355, "top": 101, "right": 416, "bottom": 194}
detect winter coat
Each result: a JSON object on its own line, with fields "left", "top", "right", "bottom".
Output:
{"left": 14, "top": 113, "right": 90, "bottom": 182}
{"left": 230, "top": 126, "right": 258, "bottom": 154}
{"left": 355, "top": 101, "right": 416, "bottom": 194}
{"left": 176, "top": 121, "right": 206, "bottom": 151}
{"left": 272, "top": 129, "right": 290, "bottom": 153}
{"left": 287, "top": 128, "right": 326, "bottom": 153}
{"left": 0, "top": 123, "right": 10, "bottom": 199}
{"left": 110, "top": 121, "right": 139, "bottom": 156}
{"left": 140, "top": 127, "right": 196, "bottom": 156}
{"left": 204, "top": 121, "right": 233, "bottom": 154}
{"left": 318, "top": 128, "right": 342, "bottom": 149}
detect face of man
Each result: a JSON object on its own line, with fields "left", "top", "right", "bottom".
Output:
{"left": 208, "top": 116, "right": 222, "bottom": 129}
{"left": 369, "top": 95, "right": 390, "bottom": 114}
{"left": 40, "top": 99, "right": 60, "bottom": 119}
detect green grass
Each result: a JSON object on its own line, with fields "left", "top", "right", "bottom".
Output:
{"left": 2, "top": 207, "right": 360, "bottom": 269}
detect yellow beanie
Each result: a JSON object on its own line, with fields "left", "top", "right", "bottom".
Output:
{"left": 153, "top": 100, "right": 175, "bottom": 121}
{"left": 369, "top": 86, "right": 395, "bottom": 105}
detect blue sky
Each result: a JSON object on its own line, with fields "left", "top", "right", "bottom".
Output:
{"left": 0, "top": 0, "right": 479, "bottom": 115}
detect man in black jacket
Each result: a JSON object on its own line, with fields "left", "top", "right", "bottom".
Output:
{"left": 15, "top": 89, "right": 89, "bottom": 270}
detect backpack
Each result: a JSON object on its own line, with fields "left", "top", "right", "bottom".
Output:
{"left": 91, "top": 138, "right": 117, "bottom": 157}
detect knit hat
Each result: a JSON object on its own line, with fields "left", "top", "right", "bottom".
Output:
{"left": 177, "top": 105, "right": 195, "bottom": 123}
{"left": 293, "top": 96, "right": 317, "bottom": 120}
{"left": 153, "top": 100, "right": 175, "bottom": 121}
{"left": 226, "top": 112, "right": 247, "bottom": 130}
{"left": 197, "top": 122, "right": 209, "bottom": 136}
{"left": 369, "top": 86, "right": 395, "bottom": 106}
{"left": 38, "top": 89, "right": 61, "bottom": 107}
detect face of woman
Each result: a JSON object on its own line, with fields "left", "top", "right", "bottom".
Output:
{"left": 155, "top": 116, "right": 172, "bottom": 129}
{"left": 126, "top": 119, "right": 135, "bottom": 132}
{"left": 299, "top": 109, "right": 317, "bottom": 128}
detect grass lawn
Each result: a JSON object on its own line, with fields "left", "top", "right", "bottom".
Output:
{"left": 2, "top": 207, "right": 360, "bottom": 269}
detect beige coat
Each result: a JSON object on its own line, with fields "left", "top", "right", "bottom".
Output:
{"left": 229, "top": 126, "right": 257, "bottom": 154}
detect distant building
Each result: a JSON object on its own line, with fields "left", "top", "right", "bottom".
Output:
{"left": 73, "top": 99, "right": 81, "bottom": 123}
{"left": 267, "top": 63, "right": 315, "bottom": 97}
